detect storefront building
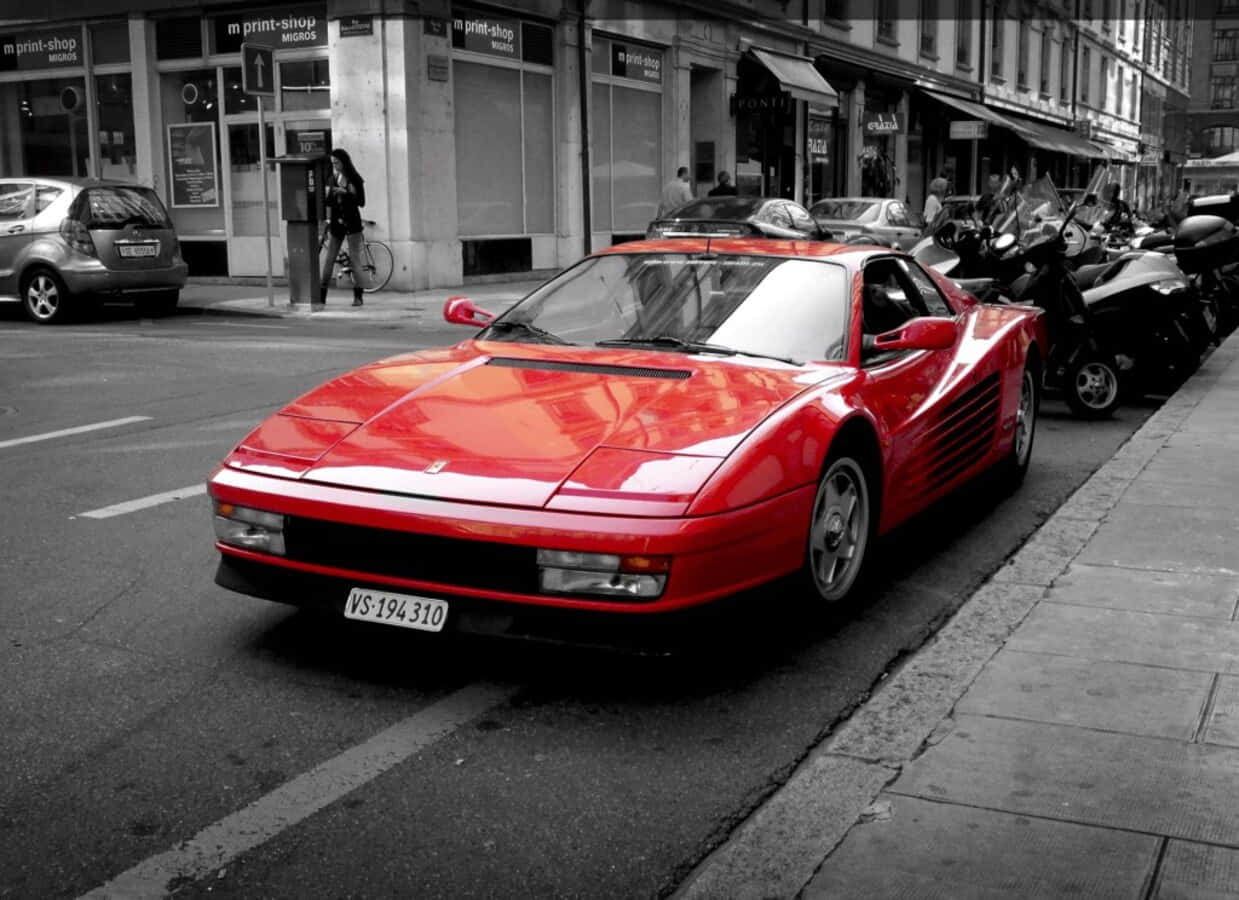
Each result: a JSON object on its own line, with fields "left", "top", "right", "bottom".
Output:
{"left": 1, "top": 2, "right": 1201, "bottom": 288}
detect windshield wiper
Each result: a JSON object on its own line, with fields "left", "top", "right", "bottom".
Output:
{"left": 596, "top": 335, "right": 800, "bottom": 365}
{"left": 481, "top": 319, "right": 572, "bottom": 345}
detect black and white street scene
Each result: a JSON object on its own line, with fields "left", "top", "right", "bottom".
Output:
{"left": 4, "top": 1, "right": 1239, "bottom": 898}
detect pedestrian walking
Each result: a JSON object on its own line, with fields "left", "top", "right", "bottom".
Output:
{"left": 320, "top": 148, "right": 368, "bottom": 307}
{"left": 708, "top": 171, "right": 737, "bottom": 197}
{"left": 658, "top": 166, "right": 693, "bottom": 217}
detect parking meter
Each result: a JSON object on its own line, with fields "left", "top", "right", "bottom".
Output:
{"left": 275, "top": 154, "right": 332, "bottom": 304}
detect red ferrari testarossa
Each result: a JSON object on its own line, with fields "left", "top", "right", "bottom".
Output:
{"left": 209, "top": 238, "right": 1045, "bottom": 641}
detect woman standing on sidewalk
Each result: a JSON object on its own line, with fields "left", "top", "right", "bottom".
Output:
{"left": 319, "top": 148, "right": 367, "bottom": 307}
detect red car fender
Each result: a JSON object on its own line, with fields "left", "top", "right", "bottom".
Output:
{"left": 686, "top": 374, "right": 865, "bottom": 517}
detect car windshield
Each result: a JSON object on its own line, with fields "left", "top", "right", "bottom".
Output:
{"left": 78, "top": 186, "right": 172, "bottom": 229}
{"left": 810, "top": 200, "right": 880, "bottom": 222}
{"left": 667, "top": 197, "right": 765, "bottom": 220}
{"left": 485, "top": 252, "right": 852, "bottom": 363}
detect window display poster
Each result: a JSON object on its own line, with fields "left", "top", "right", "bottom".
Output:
{"left": 168, "top": 122, "right": 220, "bottom": 207}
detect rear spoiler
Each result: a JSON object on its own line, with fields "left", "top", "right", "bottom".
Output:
{"left": 646, "top": 219, "right": 761, "bottom": 239}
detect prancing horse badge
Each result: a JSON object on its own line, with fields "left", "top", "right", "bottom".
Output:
{"left": 425, "top": 460, "right": 448, "bottom": 474}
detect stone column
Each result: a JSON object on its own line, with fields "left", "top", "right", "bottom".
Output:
{"left": 129, "top": 16, "right": 162, "bottom": 193}
{"left": 555, "top": 10, "right": 587, "bottom": 264}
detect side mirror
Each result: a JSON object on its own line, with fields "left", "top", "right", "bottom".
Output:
{"left": 870, "top": 317, "right": 957, "bottom": 353}
{"left": 443, "top": 295, "right": 496, "bottom": 327}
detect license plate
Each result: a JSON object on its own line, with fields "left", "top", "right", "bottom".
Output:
{"left": 118, "top": 243, "right": 158, "bottom": 258}
{"left": 344, "top": 587, "right": 448, "bottom": 633}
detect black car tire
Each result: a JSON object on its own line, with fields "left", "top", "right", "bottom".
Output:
{"left": 139, "top": 289, "right": 180, "bottom": 316}
{"left": 21, "top": 267, "right": 72, "bottom": 325}
{"left": 799, "top": 453, "right": 873, "bottom": 605}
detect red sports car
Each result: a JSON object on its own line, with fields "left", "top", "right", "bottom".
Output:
{"left": 209, "top": 238, "right": 1046, "bottom": 641}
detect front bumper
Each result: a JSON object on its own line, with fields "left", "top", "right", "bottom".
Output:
{"left": 210, "top": 465, "right": 814, "bottom": 617}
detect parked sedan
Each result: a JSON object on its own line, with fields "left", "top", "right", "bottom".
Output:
{"left": 646, "top": 196, "right": 827, "bottom": 240}
{"left": 0, "top": 176, "right": 187, "bottom": 324}
{"left": 209, "top": 237, "right": 1046, "bottom": 649}
{"left": 808, "top": 197, "right": 925, "bottom": 250}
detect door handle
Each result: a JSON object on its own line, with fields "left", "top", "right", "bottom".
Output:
{"left": 7, "top": 225, "right": 24, "bottom": 233}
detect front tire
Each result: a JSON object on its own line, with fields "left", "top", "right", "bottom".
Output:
{"left": 801, "top": 455, "right": 873, "bottom": 604}
{"left": 22, "top": 267, "right": 71, "bottom": 324}
{"left": 1065, "top": 356, "right": 1121, "bottom": 419}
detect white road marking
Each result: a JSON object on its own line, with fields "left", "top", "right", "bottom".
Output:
{"left": 190, "top": 320, "right": 291, "bottom": 329}
{"left": 79, "top": 682, "right": 514, "bottom": 900}
{"left": 0, "top": 416, "right": 151, "bottom": 450}
{"left": 76, "top": 483, "right": 207, "bottom": 519}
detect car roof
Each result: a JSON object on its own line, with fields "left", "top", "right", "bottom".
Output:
{"left": 0, "top": 176, "right": 151, "bottom": 190}
{"left": 596, "top": 236, "right": 897, "bottom": 263}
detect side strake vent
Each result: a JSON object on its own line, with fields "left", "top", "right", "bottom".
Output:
{"left": 487, "top": 357, "right": 692, "bottom": 379}
{"left": 908, "top": 372, "right": 1002, "bottom": 499}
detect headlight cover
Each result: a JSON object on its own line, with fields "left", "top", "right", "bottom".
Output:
{"left": 536, "top": 549, "right": 669, "bottom": 599}
{"left": 213, "top": 501, "right": 286, "bottom": 556}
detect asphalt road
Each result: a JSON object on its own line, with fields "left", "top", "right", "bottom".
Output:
{"left": 0, "top": 304, "right": 1158, "bottom": 899}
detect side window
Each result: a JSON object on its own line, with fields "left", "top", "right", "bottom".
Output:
{"left": 0, "top": 183, "right": 34, "bottom": 221}
{"left": 786, "top": 202, "right": 816, "bottom": 234}
{"left": 766, "top": 203, "right": 793, "bottom": 229}
{"left": 898, "top": 259, "right": 955, "bottom": 317}
{"left": 861, "top": 258, "right": 919, "bottom": 338}
{"left": 886, "top": 201, "right": 910, "bottom": 227}
{"left": 35, "top": 186, "right": 64, "bottom": 214}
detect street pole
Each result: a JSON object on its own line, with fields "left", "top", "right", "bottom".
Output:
{"left": 258, "top": 95, "right": 274, "bottom": 308}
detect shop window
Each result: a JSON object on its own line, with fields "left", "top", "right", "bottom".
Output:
{"left": 159, "top": 69, "right": 225, "bottom": 237}
{"left": 521, "top": 23, "right": 553, "bottom": 65}
{"left": 90, "top": 21, "right": 130, "bottom": 65}
{"left": 156, "top": 16, "right": 202, "bottom": 60}
{"left": 454, "top": 57, "right": 556, "bottom": 239}
{"left": 224, "top": 67, "right": 258, "bottom": 115}
{"left": 96, "top": 74, "right": 136, "bottom": 181}
{"left": 0, "top": 78, "right": 89, "bottom": 177}
{"left": 280, "top": 60, "right": 330, "bottom": 111}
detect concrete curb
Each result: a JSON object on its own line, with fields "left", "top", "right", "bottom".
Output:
{"left": 672, "top": 334, "right": 1239, "bottom": 900}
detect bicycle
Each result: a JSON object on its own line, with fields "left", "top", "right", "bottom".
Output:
{"left": 320, "top": 219, "right": 394, "bottom": 293}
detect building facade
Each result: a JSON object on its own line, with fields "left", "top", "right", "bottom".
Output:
{"left": 1182, "top": 0, "right": 1239, "bottom": 193}
{"left": 0, "top": 1, "right": 1200, "bottom": 288}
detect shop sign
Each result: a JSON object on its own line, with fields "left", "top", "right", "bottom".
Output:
{"left": 610, "top": 43, "right": 661, "bottom": 84}
{"left": 291, "top": 129, "right": 328, "bottom": 154}
{"left": 863, "top": 112, "right": 903, "bottom": 135}
{"left": 949, "top": 120, "right": 989, "bottom": 140}
{"left": 340, "top": 16, "right": 373, "bottom": 38}
{"left": 0, "top": 27, "right": 82, "bottom": 71}
{"left": 167, "top": 122, "right": 220, "bottom": 209}
{"left": 808, "top": 116, "right": 831, "bottom": 159}
{"left": 213, "top": 7, "right": 326, "bottom": 54}
{"left": 731, "top": 92, "right": 793, "bottom": 115}
{"left": 451, "top": 12, "right": 520, "bottom": 59}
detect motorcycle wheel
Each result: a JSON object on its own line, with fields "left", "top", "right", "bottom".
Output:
{"left": 1065, "top": 356, "right": 1121, "bottom": 419}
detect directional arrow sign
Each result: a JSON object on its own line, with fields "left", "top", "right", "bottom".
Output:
{"left": 241, "top": 42, "right": 274, "bottom": 98}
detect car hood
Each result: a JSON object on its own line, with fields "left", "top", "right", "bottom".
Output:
{"left": 232, "top": 342, "right": 836, "bottom": 508}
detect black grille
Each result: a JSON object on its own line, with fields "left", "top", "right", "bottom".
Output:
{"left": 487, "top": 357, "right": 691, "bottom": 379}
{"left": 284, "top": 516, "right": 539, "bottom": 593}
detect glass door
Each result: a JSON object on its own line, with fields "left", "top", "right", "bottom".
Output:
{"left": 224, "top": 121, "right": 278, "bottom": 277}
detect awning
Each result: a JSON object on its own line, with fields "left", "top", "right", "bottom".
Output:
{"left": 748, "top": 48, "right": 839, "bottom": 108}
{"left": 923, "top": 90, "right": 1027, "bottom": 134}
{"left": 1004, "top": 118, "right": 1110, "bottom": 160}
{"left": 1089, "top": 139, "right": 1139, "bottom": 164}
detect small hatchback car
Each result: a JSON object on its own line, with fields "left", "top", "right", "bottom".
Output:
{"left": 0, "top": 177, "right": 188, "bottom": 324}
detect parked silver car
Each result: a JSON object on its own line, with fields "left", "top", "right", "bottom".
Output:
{"left": 0, "top": 177, "right": 187, "bottom": 324}
{"left": 808, "top": 197, "right": 925, "bottom": 250}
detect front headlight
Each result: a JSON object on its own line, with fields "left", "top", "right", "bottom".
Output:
{"left": 1151, "top": 278, "right": 1189, "bottom": 295}
{"left": 213, "top": 501, "right": 286, "bottom": 555}
{"left": 536, "top": 549, "right": 669, "bottom": 599}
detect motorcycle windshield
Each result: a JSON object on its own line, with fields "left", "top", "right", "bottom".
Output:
{"left": 1073, "top": 165, "right": 1119, "bottom": 228}
{"left": 1004, "top": 175, "right": 1067, "bottom": 241}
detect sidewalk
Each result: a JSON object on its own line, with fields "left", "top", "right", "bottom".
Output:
{"left": 677, "top": 333, "right": 1239, "bottom": 899}
{"left": 178, "top": 278, "right": 546, "bottom": 323}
